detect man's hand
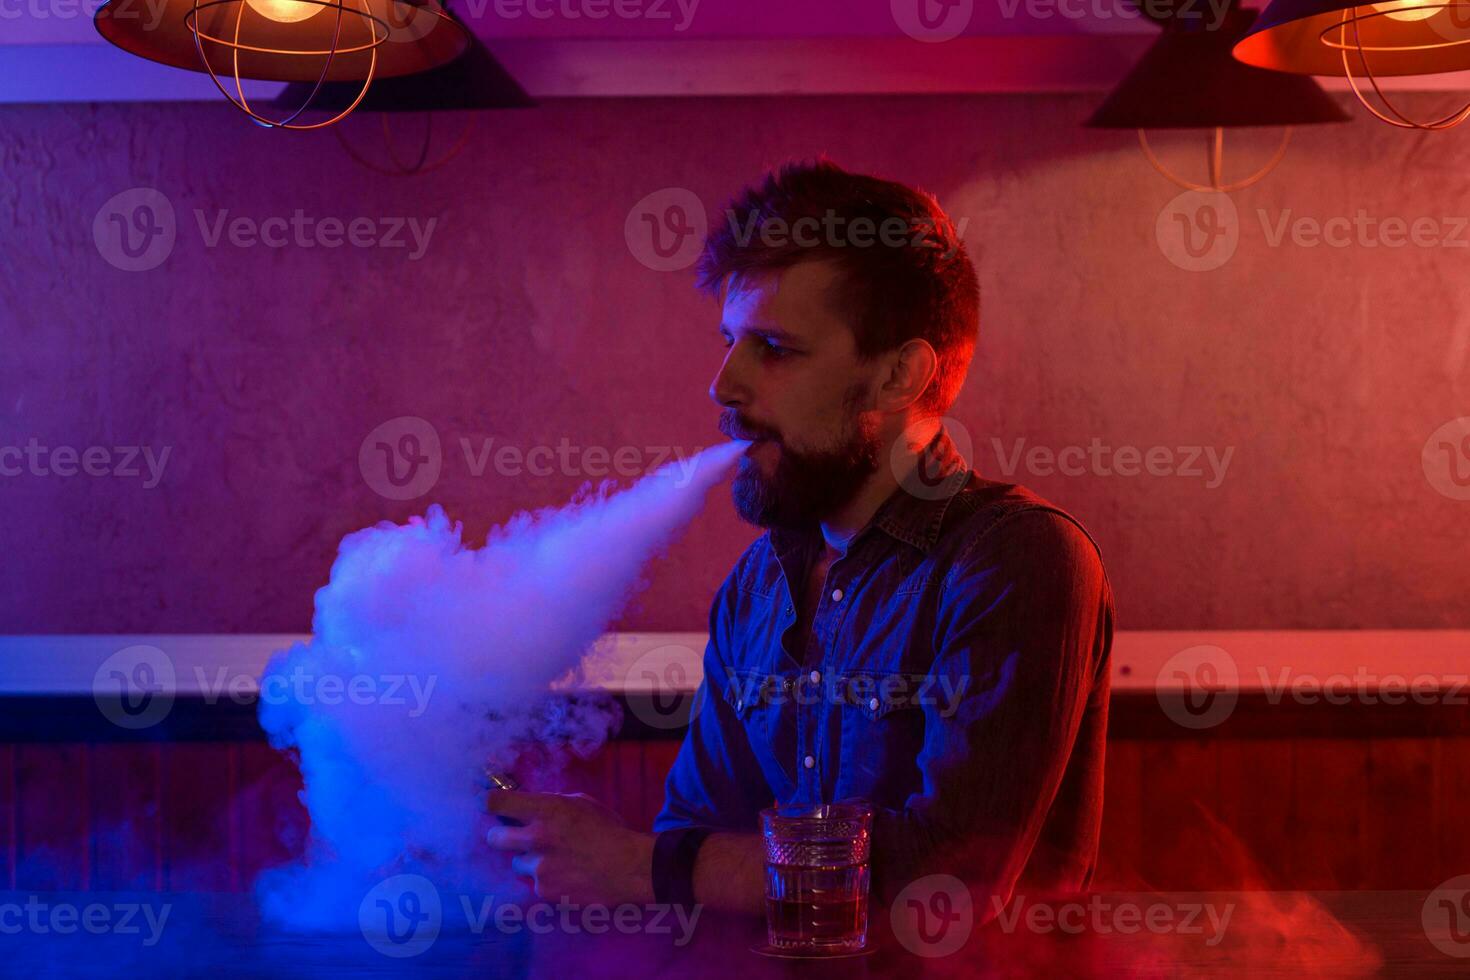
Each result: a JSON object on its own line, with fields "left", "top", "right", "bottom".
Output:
{"left": 484, "top": 791, "right": 655, "bottom": 906}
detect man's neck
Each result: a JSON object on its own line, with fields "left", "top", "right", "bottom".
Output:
{"left": 817, "top": 417, "right": 942, "bottom": 557}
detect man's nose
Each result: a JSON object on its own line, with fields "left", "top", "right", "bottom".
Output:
{"left": 709, "top": 348, "right": 745, "bottom": 409}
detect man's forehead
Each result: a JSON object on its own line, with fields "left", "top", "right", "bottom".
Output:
{"left": 721, "top": 261, "right": 847, "bottom": 337}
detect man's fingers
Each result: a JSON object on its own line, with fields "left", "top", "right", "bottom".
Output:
{"left": 485, "top": 789, "right": 568, "bottom": 824}
{"left": 510, "top": 853, "right": 541, "bottom": 879}
{"left": 484, "top": 824, "right": 543, "bottom": 853}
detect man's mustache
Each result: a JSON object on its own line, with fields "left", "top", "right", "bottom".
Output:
{"left": 719, "top": 411, "right": 780, "bottom": 444}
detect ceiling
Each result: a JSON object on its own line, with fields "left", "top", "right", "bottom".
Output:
{"left": 3, "top": 0, "right": 1468, "bottom": 103}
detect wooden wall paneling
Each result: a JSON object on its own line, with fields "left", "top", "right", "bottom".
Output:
{"left": 89, "top": 742, "right": 164, "bottom": 891}
{"left": 1289, "top": 739, "right": 1371, "bottom": 890}
{"left": 0, "top": 744, "right": 14, "bottom": 890}
{"left": 1135, "top": 739, "right": 1220, "bottom": 891}
{"left": 1433, "top": 736, "right": 1470, "bottom": 881}
{"left": 639, "top": 740, "right": 682, "bottom": 830}
{"left": 1095, "top": 739, "right": 1144, "bottom": 890}
{"left": 235, "top": 741, "right": 307, "bottom": 891}
{"left": 15, "top": 743, "right": 91, "bottom": 891}
{"left": 1214, "top": 737, "right": 1295, "bottom": 890}
{"left": 1360, "top": 737, "right": 1439, "bottom": 889}
{"left": 162, "top": 743, "right": 239, "bottom": 892}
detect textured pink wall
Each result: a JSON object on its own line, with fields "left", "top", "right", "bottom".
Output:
{"left": 1, "top": 95, "right": 1467, "bottom": 633}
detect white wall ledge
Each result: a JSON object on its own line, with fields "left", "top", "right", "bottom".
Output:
{"left": 2, "top": 630, "right": 1466, "bottom": 696}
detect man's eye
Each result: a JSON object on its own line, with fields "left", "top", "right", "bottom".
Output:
{"left": 762, "top": 340, "right": 792, "bottom": 358}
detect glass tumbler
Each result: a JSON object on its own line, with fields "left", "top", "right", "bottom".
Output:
{"left": 760, "top": 801, "right": 873, "bottom": 954}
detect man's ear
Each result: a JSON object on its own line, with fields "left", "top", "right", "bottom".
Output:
{"left": 876, "top": 338, "right": 939, "bottom": 413}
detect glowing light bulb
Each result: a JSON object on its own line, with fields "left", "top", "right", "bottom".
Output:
{"left": 245, "top": 0, "right": 322, "bottom": 22}
{"left": 1370, "top": 0, "right": 1439, "bottom": 21}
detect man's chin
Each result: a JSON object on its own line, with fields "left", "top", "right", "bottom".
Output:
{"left": 731, "top": 469, "right": 790, "bottom": 529}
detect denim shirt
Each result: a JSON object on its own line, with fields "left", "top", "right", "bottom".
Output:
{"left": 653, "top": 427, "right": 1115, "bottom": 909}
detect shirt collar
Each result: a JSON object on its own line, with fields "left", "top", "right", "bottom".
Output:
{"left": 769, "top": 424, "right": 972, "bottom": 562}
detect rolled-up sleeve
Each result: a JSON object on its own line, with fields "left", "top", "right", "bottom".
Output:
{"left": 869, "top": 509, "right": 1112, "bottom": 917}
{"left": 653, "top": 572, "right": 771, "bottom": 833}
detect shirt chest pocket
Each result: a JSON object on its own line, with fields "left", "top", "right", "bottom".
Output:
{"left": 834, "top": 669, "right": 927, "bottom": 801}
{"left": 722, "top": 670, "right": 800, "bottom": 787}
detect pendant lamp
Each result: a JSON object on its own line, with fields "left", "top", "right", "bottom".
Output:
{"left": 1235, "top": 0, "right": 1470, "bottom": 128}
{"left": 1088, "top": 1, "right": 1350, "bottom": 190}
{"left": 95, "top": 0, "right": 470, "bottom": 129}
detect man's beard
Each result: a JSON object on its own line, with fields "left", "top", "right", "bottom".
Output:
{"left": 724, "top": 385, "right": 882, "bottom": 529}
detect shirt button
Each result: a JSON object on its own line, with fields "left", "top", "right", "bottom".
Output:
{"left": 869, "top": 697, "right": 880, "bottom": 711}
{"left": 809, "top": 670, "right": 821, "bottom": 684}
{"left": 831, "top": 588, "right": 844, "bottom": 602}
{"left": 803, "top": 755, "right": 815, "bottom": 769}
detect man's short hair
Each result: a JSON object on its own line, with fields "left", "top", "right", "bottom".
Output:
{"left": 697, "top": 158, "right": 980, "bottom": 414}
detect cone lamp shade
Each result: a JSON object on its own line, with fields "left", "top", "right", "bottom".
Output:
{"left": 94, "top": 0, "right": 469, "bottom": 82}
{"left": 1234, "top": 0, "right": 1470, "bottom": 75}
{"left": 1089, "top": 9, "right": 1351, "bottom": 127}
{"left": 270, "top": 30, "right": 534, "bottom": 112}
